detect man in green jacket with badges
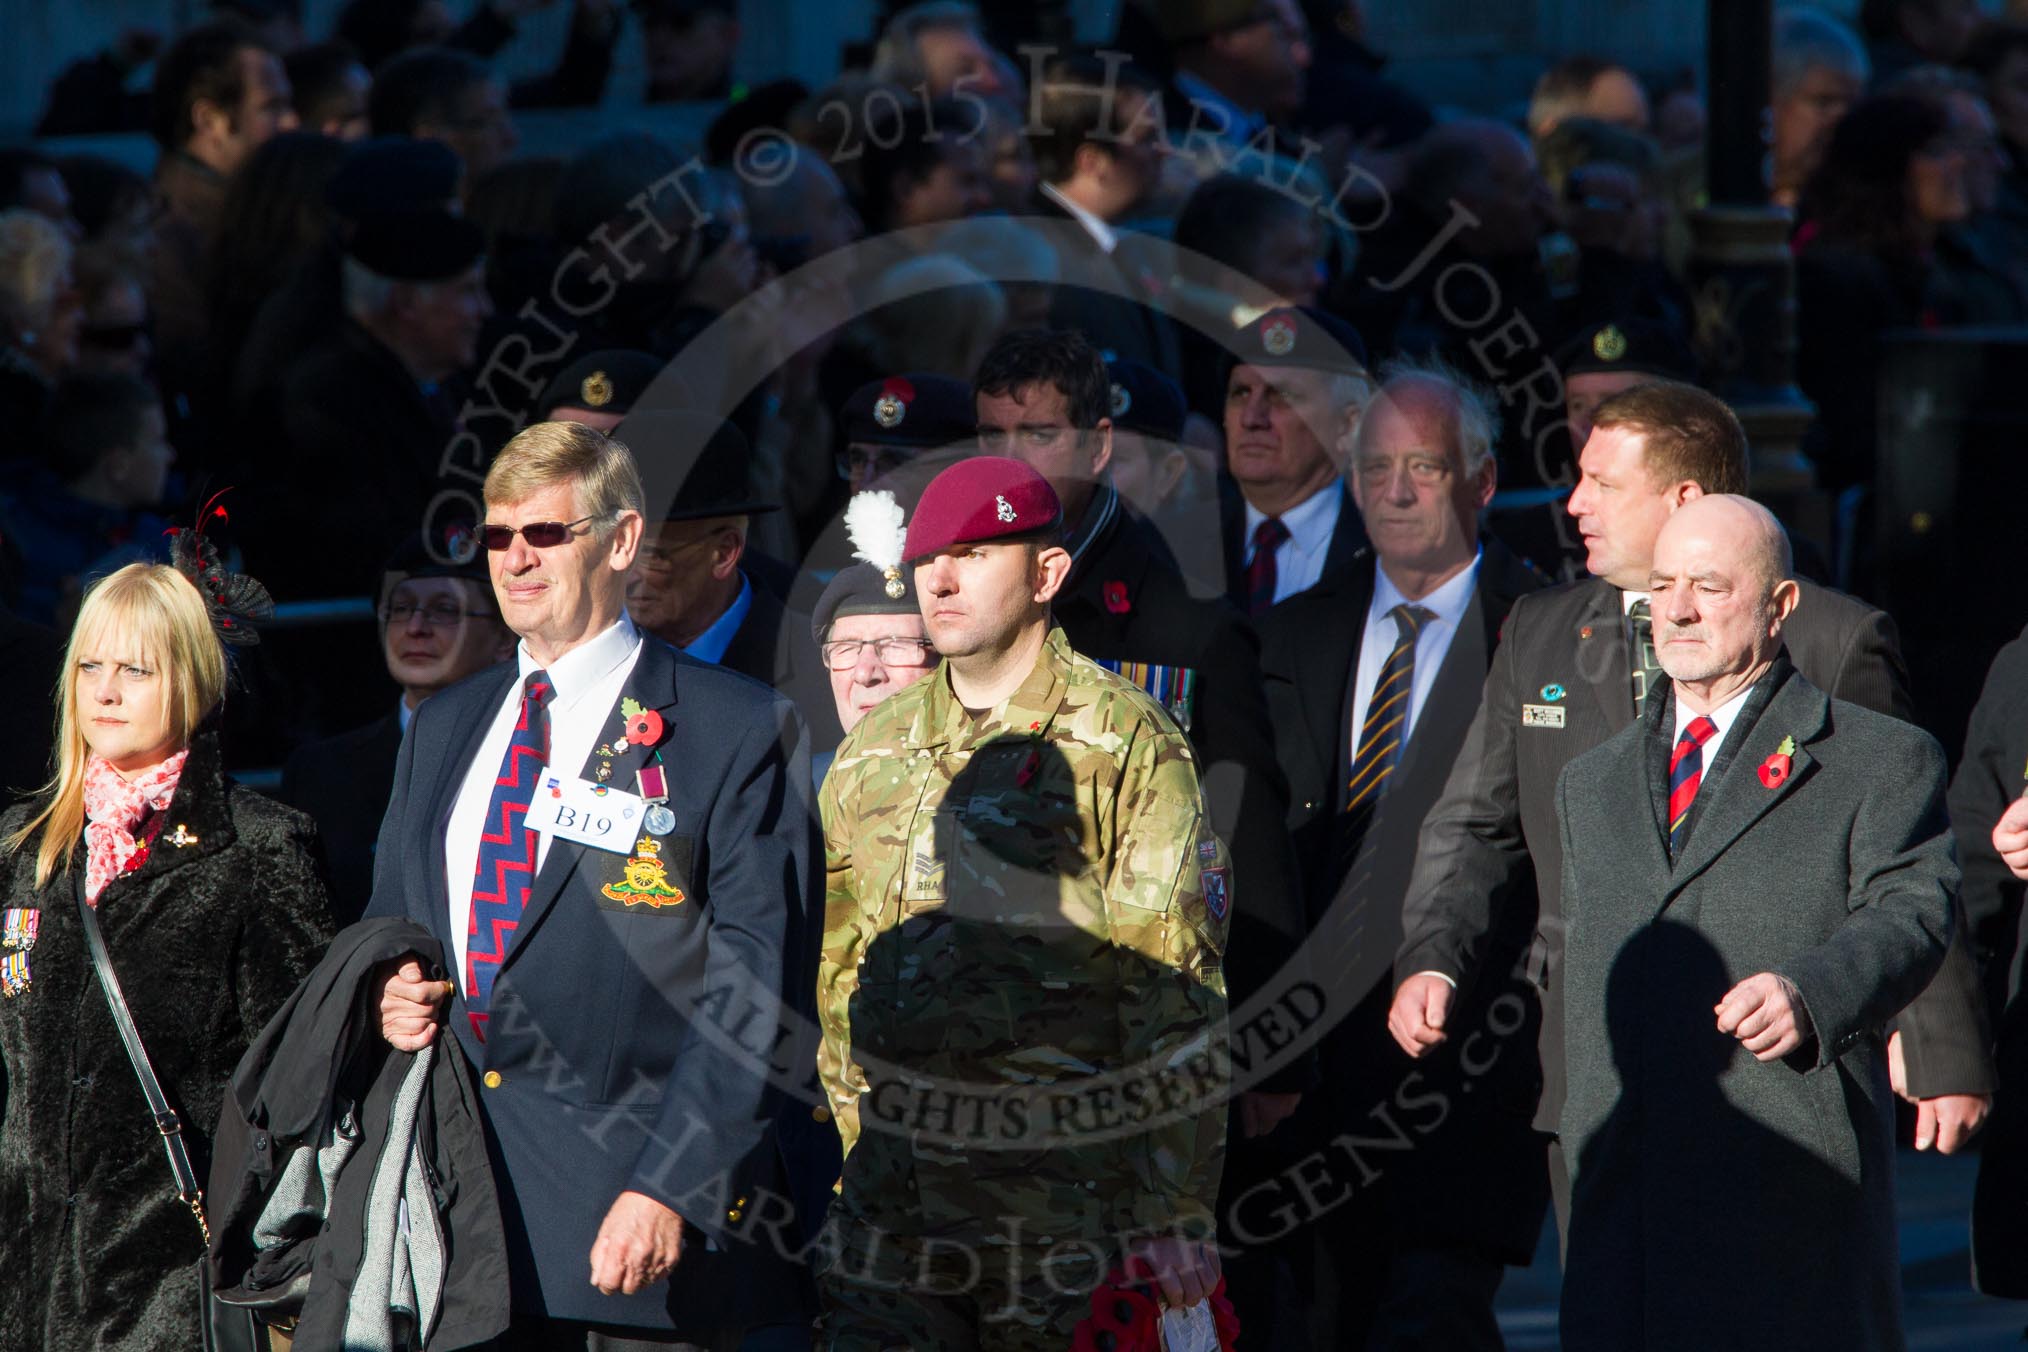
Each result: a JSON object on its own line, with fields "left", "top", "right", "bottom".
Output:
{"left": 815, "top": 455, "right": 1231, "bottom": 1350}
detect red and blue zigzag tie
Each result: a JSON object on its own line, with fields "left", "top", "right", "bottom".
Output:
{"left": 1667, "top": 715, "right": 1718, "bottom": 858}
{"left": 466, "top": 670, "right": 551, "bottom": 1040}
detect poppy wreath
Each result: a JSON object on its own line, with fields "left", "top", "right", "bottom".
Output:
{"left": 1068, "top": 1266, "right": 1239, "bottom": 1351}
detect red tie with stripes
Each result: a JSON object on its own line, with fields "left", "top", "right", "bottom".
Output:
{"left": 1668, "top": 715, "right": 1718, "bottom": 857}
{"left": 465, "top": 669, "right": 551, "bottom": 1039}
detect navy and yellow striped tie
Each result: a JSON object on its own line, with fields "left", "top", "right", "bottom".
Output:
{"left": 1347, "top": 604, "right": 1435, "bottom": 812}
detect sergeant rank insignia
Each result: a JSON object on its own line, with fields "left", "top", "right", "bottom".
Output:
{"left": 601, "top": 838, "right": 685, "bottom": 908}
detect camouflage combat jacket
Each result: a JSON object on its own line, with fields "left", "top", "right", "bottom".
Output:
{"left": 817, "top": 626, "right": 1231, "bottom": 1244}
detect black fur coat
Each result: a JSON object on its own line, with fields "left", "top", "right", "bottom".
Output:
{"left": 0, "top": 731, "right": 334, "bottom": 1352}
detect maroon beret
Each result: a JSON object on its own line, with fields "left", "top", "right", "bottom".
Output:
{"left": 903, "top": 456, "right": 1062, "bottom": 562}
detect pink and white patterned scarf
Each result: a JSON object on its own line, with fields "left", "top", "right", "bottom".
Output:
{"left": 82, "top": 749, "right": 188, "bottom": 905}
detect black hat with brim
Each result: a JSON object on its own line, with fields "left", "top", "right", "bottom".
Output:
{"left": 619, "top": 411, "right": 781, "bottom": 521}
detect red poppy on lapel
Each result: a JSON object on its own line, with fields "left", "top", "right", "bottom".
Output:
{"left": 623, "top": 707, "right": 664, "bottom": 746}
{"left": 1104, "top": 580, "right": 1131, "bottom": 614}
{"left": 1759, "top": 736, "right": 1798, "bottom": 789}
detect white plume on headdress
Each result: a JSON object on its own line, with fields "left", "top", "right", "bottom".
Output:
{"left": 845, "top": 490, "right": 907, "bottom": 572}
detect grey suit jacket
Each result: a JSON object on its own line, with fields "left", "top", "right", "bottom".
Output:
{"left": 1553, "top": 660, "right": 1953, "bottom": 1352}
{"left": 1394, "top": 572, "right": 1988, "bottom": 1130}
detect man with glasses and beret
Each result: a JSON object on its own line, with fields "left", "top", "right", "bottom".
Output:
{"left": 836, "top": 372, "right": 979, "bottom": 499}
{"left": 368, "top": 418, "right": 821, "bottom": 1350}
{"left": 809, "top": 491, "right": 937, "bottom": 740}
{"left": 817, "top": 454, "right": 1229, "bottom": 1347}
{"left": 282, "top": 529, "right": 514, "bottom": 925}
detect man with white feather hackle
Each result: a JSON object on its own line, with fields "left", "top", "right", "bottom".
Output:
{"left": 811, "top": 489, "right": 938, "bottom": 734}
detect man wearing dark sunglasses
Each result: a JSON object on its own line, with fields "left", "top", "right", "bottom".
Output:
{"left": 365, "top": 419, "right": 822, "bottom": 1350}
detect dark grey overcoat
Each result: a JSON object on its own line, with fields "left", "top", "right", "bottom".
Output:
{"left": 1553, "top": 658, "right": 1956, "bottom": 1352}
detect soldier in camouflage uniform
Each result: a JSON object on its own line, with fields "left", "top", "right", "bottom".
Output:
{"left": 816, "top": 456, "right": 1231, "bottom": 1350}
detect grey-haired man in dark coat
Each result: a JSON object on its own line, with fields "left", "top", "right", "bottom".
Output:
{"left": 1553, "top": 495, "right": 1955, "bottom": 1352}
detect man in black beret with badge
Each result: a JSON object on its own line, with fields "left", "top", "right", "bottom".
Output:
{"left": 272, "top": 208, "right": 491, "bottom": 598}
{"left": 809, "top": 490, "right": 936, "bottom": 740}
{"left": 1220, "top": 305, "right": 1374, "bottom": 616}
{"left": 539, "top": 349, "right": 672, "bottom": 434}
{"left": 835, "top": 372, "right": 979, "bottom": 498}
{"left": 622, "top": 411, "right": 841, "bottom": 748}
{"left": 971, "top": 327, "right": 1315, "bottom": 1346}
{"left": 1555, "top": 317, "right": 1696, "bottom": 452}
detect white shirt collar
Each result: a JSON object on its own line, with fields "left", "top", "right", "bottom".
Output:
{"left": 1243, "top": 480, "right": 1341, "bottom": 554}
{"left": 1621, "top": 588, "right": 1648, "bottom": 614}
{"left": 1039, "top": 181, "right": 1117, "bottom": 254}
{"left": 515, "top": 613, "right": 640, "bottom": 713}
{"left": 1672, "top": 681, "right": 1757, "bottom": 759}
{"left": 1373, "top": 550, "right": 1482, "bottom": 632}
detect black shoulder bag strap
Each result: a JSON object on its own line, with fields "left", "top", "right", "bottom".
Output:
{"left": 75, "top": 886, "right": 211, "bottom": 1245}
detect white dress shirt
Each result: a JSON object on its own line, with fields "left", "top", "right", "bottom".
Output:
{"left": 1039, "top": 180, "right": 1117, "bottom": 254}
{"left": 1244, "top": 482, "right": 1343, "bottom": 604}
{"left": 1671, "top": 682, "right": 1756, "bottom": 767}
{"left": 1347, "top": 552, "right": 1483, "bottom": 758}
{"left": 443, "top": 614, "right": 644, "bottom": 984}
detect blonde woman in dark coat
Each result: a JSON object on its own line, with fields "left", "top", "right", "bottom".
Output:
{"left": 0, "top": 562, "right": 332, "bottom": 1351}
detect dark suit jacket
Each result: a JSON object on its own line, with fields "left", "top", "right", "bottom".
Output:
{"left": 363, "top": 636, "right": 821, "bottom": 1334}
{"left": 1396, "top": 573, "right": 1989, "bottom": 1132}
{"left": 1258, "top": 540, "right": 1550, "bottom": 1259}
{"left": 1033, "top": 192, "right": 1183, "bottom": 377}
{"left": 1054, "top": 494, "right": 1309, "bottom": 1095}
{"left": 1219, "top": 476, "right": 1369, "bottom": 610}
{"left": 280, "top": 709, "right": 404, "bottom": 929}
{"left": 1555, "top": 661, "right": 1952, "bottom": 1352}
{"left": 718, "top": 581, "right": 845, "bottom": 754}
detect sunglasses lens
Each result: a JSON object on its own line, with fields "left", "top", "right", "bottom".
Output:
{"left": 479, "top": 525, "right": 516, "bottom": 551}
{"left": 521, "top": 522, "right": 568, "bottom": 547}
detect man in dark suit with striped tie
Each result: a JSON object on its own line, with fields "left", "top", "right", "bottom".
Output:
{"left": 1257, "top": 361, "right": 1547, "bottom": 1350}
{"left": 1218, "top": 306, "right": 1373, "bottom": 616}
{"left": 1388, "top": 380, "right": 1993, "bottom": 1236}
{"left": 369, "top": 421, "right": 821, "bottom": 1349}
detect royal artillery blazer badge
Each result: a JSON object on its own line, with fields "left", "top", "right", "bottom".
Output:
{"left": 601, "top": 837, "right": 686, "bottom": 908}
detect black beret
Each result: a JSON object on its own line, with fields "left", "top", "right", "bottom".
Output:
{"left": 1105, "top": 359, "right": 1187, "bottom": 441}
{"left": 841, "top": 373, "right": 978, "bottom": 449}
{"left": 1556, "top": 319, "right": 1697, "bottom": 382}
{"left": 618, "top": 411, "right": 781, "bottom": 521}
{"left": 326, "top": 137, "right": 463, "bottom": 220}
{"left": 811, "top": 561, "right": 920, "bottom": 642}
{"left": 1231, "top": 305, "right": 1370, "bottom": 376}
{"left": 346, "top": 209, "right": 484, "bottom": 281}
{"left": 538, "top": 350, "right": 667, "bottom": 416}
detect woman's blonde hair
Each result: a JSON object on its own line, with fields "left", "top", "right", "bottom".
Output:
{"left": 0, "top": 207, "right": 73, "bottom": 342}
{"left": 6, "top": 564, "right": 226, "bottom": 889}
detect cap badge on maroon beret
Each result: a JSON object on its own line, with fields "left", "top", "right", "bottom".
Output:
{"left": 996, "top": 494, "right": 1018, "bottom": 523}
{"left": 1110, "top": 382, "right": 1131, "bottom": 418}
{"left": 1262, "top": 316, "right": 1297, "bottom": 357}
{"left": 581, "top": 370, "right": 614, "bottom": 407}
{"left": 874, "top": 376, "right": 915, "bottom": 430}
{"left": 1592, "top": 325, "right": 1628, "bottom": 362}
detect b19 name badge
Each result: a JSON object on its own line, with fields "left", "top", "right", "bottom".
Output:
{"left": 1521, "top": 703, "right": 1567, "bottom": 729}
{"left": 526, "top": 774, "right": 643, "bottom": 852}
